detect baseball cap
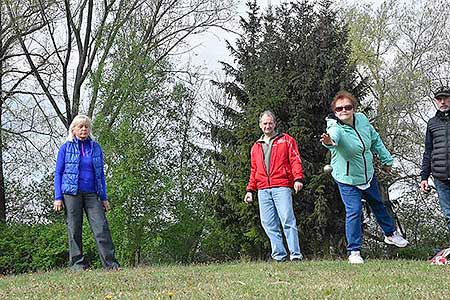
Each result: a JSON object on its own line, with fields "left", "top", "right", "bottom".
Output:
{"left": 434, "top": 86, "right": 450, "bottom": 99}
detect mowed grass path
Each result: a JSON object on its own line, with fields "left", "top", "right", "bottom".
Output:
{"left": 1, "top": 260, "right": 450, "bottom": 299}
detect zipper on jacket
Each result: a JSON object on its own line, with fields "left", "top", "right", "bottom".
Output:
{"left": 346, "top": 161, "right": 350, "bottom": 176}
{"left": 446, "top": 121, "right": 449, "bottom": 179}
{"left": 351, "top": 120, "right": 369, "bottom": 183}
{"left": 259, "top": 134, "right": 282, "bottom": 187}
{"left": 260, "top": 144, "right": 270, "bottom": 186}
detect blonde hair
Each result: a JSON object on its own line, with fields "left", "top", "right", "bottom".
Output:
{"left": 66, "top": 114, "right": 95, "bottom": 142}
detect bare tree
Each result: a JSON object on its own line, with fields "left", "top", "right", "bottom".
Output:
{"left": 6, "top": 0, "right": 235, "bottom": 129}
{"left": 0, "top": 0, "right": 235, "bottom": 222}
{"left": 0, "top": 0, "right": 56, "bottom": 222}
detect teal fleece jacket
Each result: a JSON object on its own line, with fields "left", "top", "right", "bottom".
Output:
{"left": 323, "top": 112, "right": 393, "bottom": 186}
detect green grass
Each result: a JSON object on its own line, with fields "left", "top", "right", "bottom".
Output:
{"left": 1, "top": 260, "right": 449, "bottom": 299}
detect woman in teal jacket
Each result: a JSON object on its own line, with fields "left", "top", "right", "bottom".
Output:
{"left": 320, "top": 91, "right": 408, "bottom": 264}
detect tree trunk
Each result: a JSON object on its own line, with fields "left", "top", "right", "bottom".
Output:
{"left": 0, "top": 3, "right": 6, "bottom": 223}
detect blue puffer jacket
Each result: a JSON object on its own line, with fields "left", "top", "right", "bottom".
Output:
{"left": 54, "top": 137, "right": 107, "bottom": 200}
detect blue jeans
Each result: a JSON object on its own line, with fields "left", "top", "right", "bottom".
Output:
{"left": 336, "top": 176, "right": 396, "bottom": 252}
{"left": 63, "top": 193, "right": 120, "bottom": 270}
{"left": 258, "top": 187, "right": 302, "bottom": 261}
{"left": 433, "top": 178, "right": 450, "bottom": 232}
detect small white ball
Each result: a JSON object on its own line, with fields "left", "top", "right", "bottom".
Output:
{"left": 323, "top": 164, "right": 333, "bottom": 173}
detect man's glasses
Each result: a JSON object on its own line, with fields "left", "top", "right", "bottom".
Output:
{"left": 335, "top": 105, "right": 354, "bottom": 112}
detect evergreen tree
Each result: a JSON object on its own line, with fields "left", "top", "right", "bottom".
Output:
{"left": 209, "top": 0, "right": 366, "bottom": 259}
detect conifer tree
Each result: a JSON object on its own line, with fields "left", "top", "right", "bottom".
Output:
{"left": 209, "top": 0, "right": 366, "bottom": 258}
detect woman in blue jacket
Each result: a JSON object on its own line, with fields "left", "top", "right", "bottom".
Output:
{"left": 54, "top": 115, "right": 119, "bottom": 270}
{"left": 320, "top": 91, "right": 408, "bottom": 264}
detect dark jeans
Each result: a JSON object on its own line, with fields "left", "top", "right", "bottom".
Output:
{"left": 63, "top": 192, "right": 119, "bottom": 270}
{"left": 433, "top": 178, "right": 450, "bottom": 233}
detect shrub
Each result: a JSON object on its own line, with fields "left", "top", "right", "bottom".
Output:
{"left": 0, "top": 220, "right": 100, "bottom": 274}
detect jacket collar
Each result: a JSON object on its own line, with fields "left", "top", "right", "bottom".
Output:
{"left": 257, "top": 132, "right": 283, "bottom": 143}
{"left": 436, "top": 110, "right": 450, "bottom": 121}
{"left": 73, "top": 136, "right": 93, "bottom": 145}
{"left": 327, "top": 112, "right": 356, "bottom": 127}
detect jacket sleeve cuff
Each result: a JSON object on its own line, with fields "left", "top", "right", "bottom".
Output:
{"left": 294, "top": 178, "right": 304, "bottom": 184}
{"left": 420, "top": 175, "right": 429, "bottom": 181}
{"left": 322, "top": 143, "right": 335, "bottom": 149}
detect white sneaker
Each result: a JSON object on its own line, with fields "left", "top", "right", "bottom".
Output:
{"left": 348, "top": 251, "right": 364, "bottom": 264}
{"left": 384, "top": 231, "right": 409, "bottom": 248}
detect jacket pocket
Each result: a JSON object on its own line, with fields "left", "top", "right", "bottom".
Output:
{"left": 346, "top": 161, "right": 350, "bottom": 176}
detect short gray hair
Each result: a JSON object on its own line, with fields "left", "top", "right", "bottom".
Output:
{"left": 66, "top": 114, "right": 95, "bottom": 142}
{"left": 259, "top": 110, "right": 277, "bottom": 123}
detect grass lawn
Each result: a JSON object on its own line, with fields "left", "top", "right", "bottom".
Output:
{"left": 1, "top": 260, "right": 449, "bottom": 299}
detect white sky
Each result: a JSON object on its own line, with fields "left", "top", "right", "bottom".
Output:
{"left": 182, "top": 0, "right": 285, "bottom": 78}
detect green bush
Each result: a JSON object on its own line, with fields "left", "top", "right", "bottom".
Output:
{"left": 0, "top": 222, "right": 66, "bottom": 274}
{"left": 0, "top": 220, "right": 100, "bottom": 274}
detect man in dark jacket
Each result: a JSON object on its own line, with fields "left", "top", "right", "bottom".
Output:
{"left": 244, "top": 110, "right": 304, "bottom": 262}
{"left": 421, "top": 86, "right": 450, "bottom": 233}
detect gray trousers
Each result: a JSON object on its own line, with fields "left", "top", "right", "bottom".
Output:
{"left": 63, "top": 192, "right": 119, "bottom": 270}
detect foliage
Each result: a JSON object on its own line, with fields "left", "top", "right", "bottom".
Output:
{"left": 0, "top": 218, "right": 106, "bottom": 274}
{"left": 208, "top": 0, "right": 363, "bottom": 259}
{"left": 93, "top": 30, "right": 215, "bottom": 266}
{"left": 0, "top": 221, "right": 67, "bottom": 274}
{"left": 94, "top": 61, "right": 171, "bottom": 266}
{"left": 5, "top": 173, "right": 55, "bottom": 224}
{"left": 1, "top": 0, "right": 236, "bottom": 224}
{"left": 3, "top": 0, "right": 450, "bottom": 273}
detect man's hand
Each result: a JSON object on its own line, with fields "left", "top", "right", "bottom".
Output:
{"left": 294, "top": 181, "right": 303, "bottom": 193}
{"left": 102, "top": 200, "right": 110, "bottom": 212}
{"left": 53, "top": 200, "right": 64, "bottom": 212}
{"left": 244, "top": 192, "right": 253, "bottom": 203}
{"left": 382, "top": 165, "right": 392, "bottom": 173}
{"left": 420, "top": 180, "right": 430, "bottom": 193}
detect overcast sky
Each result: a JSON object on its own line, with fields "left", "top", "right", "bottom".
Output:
{"left": 181, "top": 0, "right": 383, "bottom": 79}
{"left": 182, "top": 0, "right": 284, "bottom": 78}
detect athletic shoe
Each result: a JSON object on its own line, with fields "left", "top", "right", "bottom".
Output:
{"left": 348, "top": 251, "right": 364, "bottom": 264}
{"left": 384, "top": 231, "right": 409, "bottom": 248}
{"left": 290, "top": 254, "right": 304, "bottom": 262}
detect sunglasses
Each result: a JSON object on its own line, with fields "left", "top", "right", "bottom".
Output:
{"left": 335, "top": 105, "right": 354, "bottom": 112}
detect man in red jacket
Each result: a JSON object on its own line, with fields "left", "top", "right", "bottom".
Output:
{"left": 244, "top": 110, "right": 305, "bottom": 261}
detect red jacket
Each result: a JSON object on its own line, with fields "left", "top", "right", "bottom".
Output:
{"left": 246, "top": 133, "right": 304, "bottom": 192}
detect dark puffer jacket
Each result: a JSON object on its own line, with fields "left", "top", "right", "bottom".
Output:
{"left": 421, "top": 110, "right": 450, "bottom": 181}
